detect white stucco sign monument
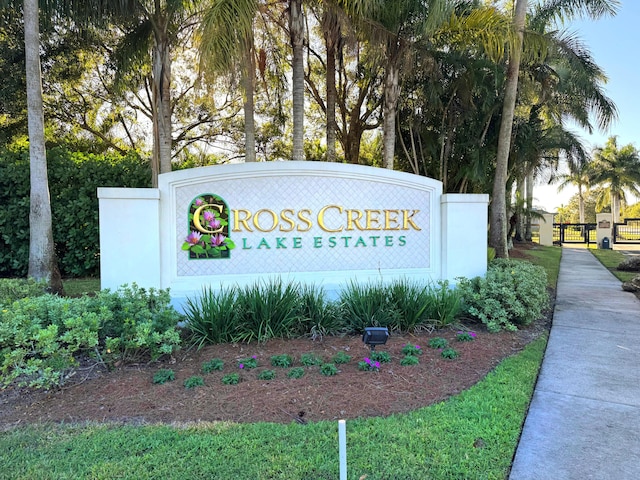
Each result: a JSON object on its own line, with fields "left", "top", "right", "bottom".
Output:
{"left": 98, "top": 162, "right": 488, "bottom": 308}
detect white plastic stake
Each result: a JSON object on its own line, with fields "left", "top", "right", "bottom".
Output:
{"left": 339, "top": 419, "right": 347, "bottom": 480}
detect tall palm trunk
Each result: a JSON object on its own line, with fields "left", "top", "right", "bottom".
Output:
{"left": 152, "top": 25, "right": 172, "bottom": 186}
{"left": 24, "top": 0, "right": 63, "bottom": 293}
{"left": 382, "top": 51, "right": 400, "bottom": 170}
{"left": 243, "top": 31, "right": 257, "bottom": 162}
{"left": 290, "top": 0, "right": 305, "bottom": 160}
{"left": 490, "top": 0, "right": 527, "bottom": 258}
{"left": 525, "top": 167, "right": 534, "bottom": 241}
{"left": 323, "top": 5, "right": 339, "bottom": 162}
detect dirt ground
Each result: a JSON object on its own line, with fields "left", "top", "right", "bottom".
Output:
{"left": 0, "top": 244, "right": 550, "bottom": 429}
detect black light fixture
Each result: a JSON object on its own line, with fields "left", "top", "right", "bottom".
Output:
{"left": 362, "top": 327, "right": 389, "bottom": 351}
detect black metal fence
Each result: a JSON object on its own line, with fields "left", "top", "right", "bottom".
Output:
{"left": 552, "top": 223, "right": 597, "bottom": 244}
{"left": 613, "top": 218, "right": 640, "bottom": 244}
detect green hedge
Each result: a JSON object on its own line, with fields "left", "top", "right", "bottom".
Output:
{"left": 0, "top": 145, "right": 150, "bottom": 277}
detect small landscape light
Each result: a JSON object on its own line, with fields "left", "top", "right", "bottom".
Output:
{"left": 362, "top": 327, "right": 389, "bottom": 351}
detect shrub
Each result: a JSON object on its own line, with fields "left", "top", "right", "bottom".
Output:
{"left": 287, "top": 367, "right": 305, "bottom": 379}
{"left": 428, "top": 337, "right": 448, "bottom": 349}
{"left": 257, "top": 369, "right": 277, "bottom": 380}
{"left": 319, "top": 363, "right": 338, "bottom": 376}
{"left": 456, "top": 331, "right": 476, "bottom": 342}
{"left": 458, "top": 259, "right": 548, "bottom": 332}
{"left": 0, "top": 146, "right": 150, "bottom": 278}
{"left": 233, "top": 279, "right": 301, "bottom": 343}
{"left": 400, "top": 355, "right": 419, "bottom": 366}
{"left": 401, "top": 343, "right": 423, "bottom": 356}
{"left": 201, "top": 359, "right": 224, "bottom": 373}
{"left": 153, "top": 369, "right": 175, "bottom": 384}
{"left": 358, "top": 357, "right": 381, "bottom": 371}
{"left": 331, "top": 351, "right": 352, "bottom": 364}
{"left": 237, "top": 356, "right": 258, "bottom": 369}
{"left": 339, "top": 281, "right": 400, "bottom": 333}
{"left": 0, "top": 278, "right": 48, "bottom": 305}
{"left": 300, "top": 353, "right": 323, "bottom": 366}
{"left": 270, "top": 354, "right": 293, "bottom": 368}
{"left": 184, "top": 286, "right": 240, "bottom": 348}
{"left": 441, "top": 347, "right": 459, "bottom": 359}
{"left": 184, "top": 376, "right": 204, "bottom": 389}
{"left": 222, "top": 373, "right": 240, "bottom": 385}
{"left": 0, "top": 284, "right": 182, "bottom": 389}
{"left": 369, "top": 350, "right": 391, "bottom": 363}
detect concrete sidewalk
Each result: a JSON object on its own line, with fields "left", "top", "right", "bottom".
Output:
{"left": 509, "top": 248, "right": 640, "bottom": 479}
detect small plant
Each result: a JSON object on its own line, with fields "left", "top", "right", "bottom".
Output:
{"left": 331, "top": 351, "right": 352, "bottom": 364}
{"left": 184, "top": 375, "right": 205, "bottom": 389}
{"left": 201, "top": 358, "right": 224, "bottom": 373}
{"left": 270, "top": 354, "right": 293, "bottom": 368}
{"left": 456, "top": 331, "right": 477, "bottom": 342}
{"left": 401, "top": 343, "right": 423, "bottom": 356}
{"left": 369, "top": 350, "right": 391, "bottom": 363}
{"left": 400, "top": 355, "right": 420, "bottom": 366}
{"left": 152, "top": 369, "right": 175, "bottom": 384}
{"left": 358, "top": 357, "right": 381, "bottom": 372}
{"left": 238, "top": 356, "right": 258, "bottom": 369}
{"left": 441, "top": 347, "right": 459, "bottom": 359}
{"left": 320, "top": 363, "right": 339, "bottom": 376}
{"left": 222, "top": 373, "right": 240, "bottom": 385}
{"left": 257, "top": 369, "right": 277, "bottom": 380}
{"left": 287, "top": 367, "right": 305, "bottom": 379}
{"left": 300, "top": 353, "right": 323, "bottom": 366}
{"left": 429, "top": 337, "right": 448, "bottom": 349}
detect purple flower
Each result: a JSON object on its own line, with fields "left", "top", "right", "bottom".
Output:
{"left": 203, "top": 210, "right": 215, "bottom": 223}
{"left": 415, "top": 345, "right": 421, "bottom": 350}
{"left": 374, "top": 361, "right": 380, "bottom": 369}
{"left": 194, "top": 197, "right": 204, "bottom": 206}
{"left": 252, "top": 355, "right": 257, "bottom": 359}
{"left": 364, "top": 357, "right": 371, "bottom": 364}
{"left": 470, "top": 332, "right": 477, "bottom": 337}
{"left": 211, "top": 233, "right": 226, "bottom": 247}
{"left": 208, "top": 218, "right": 221, "bottom": 230}
{"left": 185, "top": 231, "right": 202, "bottom": 245}
{"left": 239, "top": 363, "right": 244, "bottom": 369}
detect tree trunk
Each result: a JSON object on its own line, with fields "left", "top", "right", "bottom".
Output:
{"left": 243, "top": 33, "right": 257, "bottom": 162}
{"left": 24, "top": 0, "right": 63, "bottom": 294}
{"left": 290, "top": 0, "right": 305, "bottom": 160}
{"left": 324, "top": 6, "right": 338, "bottom": 163}
{"left": 525, "top": 167, "right": 533, "bottom": 241}
{"left": 382, "top": 61, "right": 400, "bottom": 169}
{"left": 152, "top": 25, "right": 172, "bottom": 186}
{"left": 578, "top": 184, "right": 585, "bottom": 223}
{"left": 489, "top": 0, "right": 527, "bottom": 258}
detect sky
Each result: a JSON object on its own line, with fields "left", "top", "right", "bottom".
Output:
{"left": 533, "top": 0, "right": 640, "bottom": 212}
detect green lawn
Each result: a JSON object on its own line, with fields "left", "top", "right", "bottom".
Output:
{"left": 62, "top": 278, "right": 101, "bottom": 296}
{"left": 523, "top": 245, "right": 562, "bottom": 288}
{"left": 590, "top": 249, "right": 637, "bottom": 282}
{"left": 0, "top": 336, "right": 547, "bottom": 480}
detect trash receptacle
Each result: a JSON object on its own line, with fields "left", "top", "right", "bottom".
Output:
{"left": 601, "top": 237, "right": 610, "bottom": 249}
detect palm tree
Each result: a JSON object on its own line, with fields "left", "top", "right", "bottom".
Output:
{"left": 590, "top": 136, "right": 640, "bottom": 223}
{"left": 490, "top": 0, "right": 620, "bottom": 258}
{"left": 22, "top": 0, "right": 63, "bottom": 293}
{"left": 289, "top": 0, "right": 305, "bottom": 160}
{"left": 198, "top": 0, "right": 259, "bottom": 162}
{"left": 105, "top": 0, "right": 200, "bottom": 184}
{"left": 554, "top": 159, "right": 591, "bottom": 223}
{"left": 490, "top": 0, "right": 527, "bottom": 258}
{"left": 340, "top": 0, "right": 448, "bottom": 170}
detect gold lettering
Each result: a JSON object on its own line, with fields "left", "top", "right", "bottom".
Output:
{"left": 365, "top": 209, "right": 382, "bottom": 230}
{"left": 193, "top": 204, "right": 224, "bottom": 234}
{"left": 317, "top": 205, "right": 343, "bottom": 232}
{"left": 279, "top": 209, "right": 296, "bottom": 232}
{"left": 384, "top": 210, "right": 400, "bottom": 230}
{"left": 253, "top": 209, "right": 278, "bottom": 232}
{"left": 346, "top": 209, "right": 365, "bottom": 231}
{"left": 233, "top": 209, "right": 253, "bottom": 232}
{"left": 402, "top": 210, "right": 421, "bottom": 230}
{"left": 297, "top": 209, "right": 313, "bottom": 232}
